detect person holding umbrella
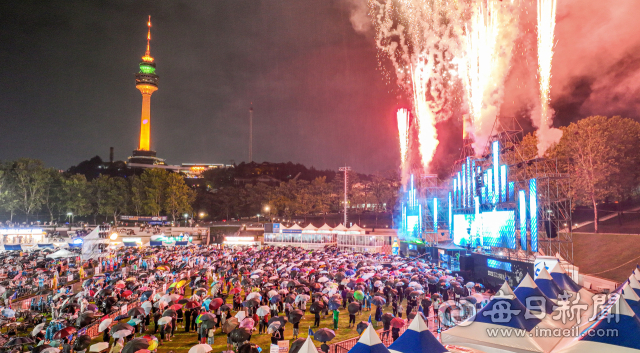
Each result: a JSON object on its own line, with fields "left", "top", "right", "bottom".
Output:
{"left": 332, "top": 309, "right": 339, "bottom": 330}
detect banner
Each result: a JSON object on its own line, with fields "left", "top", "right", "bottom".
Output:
{"left": 95, "top": 266, "right": 101, "bottom": 275}
{"left": 120, "top": 215, "right": 168, "bottom": 222}
{"left": 67, "top": 275, "right": 73, "bottom": 282}
{"left": 278, "top": 340, "right": 290, "bottom": 353}
{"left": 120, "top": 304, "right": 128, "bottom": 315}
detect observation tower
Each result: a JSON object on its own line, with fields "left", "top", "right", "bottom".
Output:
{"left": 129, "top": 16, "right": 165, "bottom": 165}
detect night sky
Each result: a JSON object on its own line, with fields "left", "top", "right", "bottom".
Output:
{"left": 1, "top": 0, "right": 638, "bottom": 173}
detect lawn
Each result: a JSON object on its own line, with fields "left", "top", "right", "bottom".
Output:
{"left": 572, "top": 232, "right": 640, "bottom": 283}
{"left": 91, "top": 286, "right": 397, "bottom": 353}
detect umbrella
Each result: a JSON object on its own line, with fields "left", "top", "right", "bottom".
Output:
{"left": 356, "top": 322, "right": 369, "bottom": 335}
{"left": 33, "top": 345, "right": 60, "bottom": 353}
{"left": 99, "top": 318, "right": 113, "bottom": 332}
{"left": 239, "top": 318, "right": 255, "bottom": 329}
{"left": 89, "top": 342, "right": 109, "bottom": 352}
{"left": 288, "top": 309, "right": 304, "bottom": 324}
{"left": 158, "top": 316, "right": 172, "bottom": 325}
{"left": 256, "top": 306, "right": 270, "bottom": 316}
{"left": 127, "top": 307, "right": 145, "bottom": 317}
{"left": 4, "top": 336, "right": 34, "bottom": 347}
{"left": 73, "top": 335, "right": 92, "bottom": 351}
{"left": 353, "top": 290, "right": 364, "bottom": 301}
{"left": 53, "top": 326, "right": 77, "bottom": 340}
{"left": 31, "top": 322, "right": 46, "bottom": 336}
{"left": 163, "top": 309, "right": 177, "bottom": 318}
{"left": 390, "top": 317, "right": 406, "bottom": 328}
{"left": 372, "top": 296, "right": 386, "bottom": 306}
{"left": 235, "top": 311, "right": 247, "bottom": 321}
{"left": 313, "top": 328, "right": 336, "bottom": 342}
{"left": 267, "top": 322, "right": 281, "bottom": 334}
{"left": 122, "top": 338, "right": 150, "bottom": 353}
{"left": 222, "top": 317, "right": 239, "bottom": 334}
{"left": 230, "top": 327, "right": 252, "bottom": 343}
{"left": 310, "top": 301, "right": 325, "bottom": 314}
{"left": 209, "top": 297, "right": 223, "bottom": 310}
{"left": 111, "top": 323, "right": 134, "bottom": 338}
{"left": 289, "top": 338, "right": 307, "bottom": 353}
{"left": 347, "top": 302, "right": 361, "bottom": 314}
{"left": 381, "top": 313, "right": 394, "bottom": 325}
{"left": 268, "top": 316, "right": 287, "bottom": 326}
{"left": 189, "top": 344, "right": 213, "bottom": 353}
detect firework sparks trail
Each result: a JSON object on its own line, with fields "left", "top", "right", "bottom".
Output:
{"left": 462, "top": 0, "right": 519, "bottom": 154}
{"left": 464, "top": 0, "right": 498, "bottom": 136}
{"left": 536, "top": 0, "right": 562, "bottom": 154}
{"left": 537, "top": 0, "right": 556, "bottom": 127}
{"left": 369, "top": 0, "right": 465, "bottom": 171}
{"left": 397, "top": 108, "right": 410, "bottom": 167}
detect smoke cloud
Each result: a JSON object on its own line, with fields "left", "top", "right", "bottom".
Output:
{"left": 343, "top": 0, "right": 373, "bottom": 34}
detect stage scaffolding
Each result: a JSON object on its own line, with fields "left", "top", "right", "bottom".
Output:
{"left": 449, "top": 123, "right": 573, "bottom": 265}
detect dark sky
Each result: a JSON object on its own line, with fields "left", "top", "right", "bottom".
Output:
{"left": 0, "top": 0, "right": 400, "bottom": 173}
{"left": 1, "top": 0, "right": 638, "bottom": 174}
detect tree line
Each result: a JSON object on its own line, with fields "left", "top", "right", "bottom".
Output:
{"left": 0, "top": 159, "right": 194, "bottom": 224}
{"left": 195, "top": 169, "right": 400, "bottom": 222}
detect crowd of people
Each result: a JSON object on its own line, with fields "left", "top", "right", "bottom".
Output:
{"left": 0, "top": 244, "right": 486, "bottom": 353}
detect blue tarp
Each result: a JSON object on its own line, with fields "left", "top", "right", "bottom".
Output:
{"left": 175, "top": 241, "right": 189, "bottom": 246}
{"left": 37, "top": 243, "right": 55, "bottom": 248}
{"left": 68, "top": 243, "right": 82, "bottom": 248}
{"left": 123, "top": 242, "right": 137, "bottom": 247}
{"left": 3, "top": 244, "right": 22, "bottom": 251}
{"left": 150, "top": 241, "right": 164, "bottom": 247}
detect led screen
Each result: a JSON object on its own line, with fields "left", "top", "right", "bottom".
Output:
{"left": 406, "top": 215, "right": 419, "bottom": 235}
{"left": 453, "top": 211, "right": 516, "bottom": 249}
{"left": 453, "top": 214, "right": 476, "bottom": 247}
{"left": 481, "top": 210, "right": 516, "bottom": 249}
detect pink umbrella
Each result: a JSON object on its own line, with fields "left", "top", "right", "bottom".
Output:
{"left": 239, "top": 318, "right": 255, "bottom": 329}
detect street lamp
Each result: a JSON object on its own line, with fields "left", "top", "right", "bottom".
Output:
{"left": 257, "top": 214, "right": 261, "bottom": 222}
{"left": 67, "top": 212, "right": 73, "bottom": 230}
{"left": 264, "top": 205, "right": 271, "bottom": 222}
{"left": 184, "top": 213, "right": 189, "bottom": 227}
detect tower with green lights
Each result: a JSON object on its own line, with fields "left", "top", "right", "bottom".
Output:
{"left": 129, "top": 16, "right": 165, "bottom": 165}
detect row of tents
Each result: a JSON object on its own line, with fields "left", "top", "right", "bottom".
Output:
{"left": 345, "top": 261, "right": 640, "bottom": 353}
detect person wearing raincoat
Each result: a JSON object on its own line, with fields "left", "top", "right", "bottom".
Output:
{"left": 333, "top": 309, "right": 339, "bottom": 330}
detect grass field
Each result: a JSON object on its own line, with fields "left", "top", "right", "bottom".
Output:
{"left": 572, "top": 232, "right": 640, "bottom": 283}
{"left": 90, "top": 288, "right": 398, "bottom": 353}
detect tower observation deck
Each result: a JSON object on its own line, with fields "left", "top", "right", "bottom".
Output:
{"left": 129, "top": 16, "right": 165, "bottom": 165}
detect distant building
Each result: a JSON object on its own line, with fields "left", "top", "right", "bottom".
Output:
{"left": 234, "top": 175, "right": 281, "bottom": 186}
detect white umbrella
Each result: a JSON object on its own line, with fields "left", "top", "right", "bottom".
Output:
{"left": 41, "top": 348, "right": 60, "bottom": 353}
{"left": 246, "top": 292, "right": 261, "bottom": 301}
{"left": 141, "top": 301, "right": 153, "bottom": 314}
{"left": 189, "top": 343, "right": 213, "bottom": 353}
{"left": 250, "top": 274, "right": 260, "bottom": 279}
{"left": 111, "top": 329, "right": 132, "bottom": 339}
{"left": 98, "top": 318, "right": 112, "bottom": 332}
{"left": 256, "top": 306, "right": 270, "bottom": 316}
{"left": 31, "top": 322, "right": 46, "bottom": 336}
{"left": 317, "top": 277, "right": 329, "bottom": 283}
{"left": 267, "top": 290, "right": 278, "bottom": 298}
{"left": 234, "top": 311, "right": 246, "bottom": 321}
{"left": 158, "top": 317, "right": 172, "bottom": 325}
{"left": 89, "top": 342, "right": 109, "bottom": 352}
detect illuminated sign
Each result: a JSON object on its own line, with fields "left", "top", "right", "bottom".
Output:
{"left": 519, "top": 190, "right": 527, "bottom": 251}
{"left": 500, "top": 165, "right": 507, "bottom": 202}
{"left": 120, "top": 216, "right": 167, "bottom": 221}
{"left": 530, "top": 179, "right": 538, "bottom": 252}
{"left": 487, "top": 258, "right": 512, "bottom": 272}
{"left": 492, "top": 141, "right": 499, "bottom": 204}
{"left": 223, "top": 236, "right": 256, "bottom": 245}
{"left": 487, "top": 169, "right": 493, "bottom": 203}
{"left": 448, "top": 192, "right": 452, "bottom": 233}
{"left": 0, "top": 229, "right": 43, "bottom": 235}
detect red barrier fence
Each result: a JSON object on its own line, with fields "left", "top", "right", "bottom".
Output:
{"left": 329, "top": 324, "right": 410, "bottom": 353}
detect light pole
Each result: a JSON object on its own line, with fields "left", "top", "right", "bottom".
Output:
{"left": 264, "top": 205, "right": 271, "bottom": 222}
{"left": 339, "top": 166, "right": 351, "bottom": 226}
{"left": 184, "top": 213, "right": 189, "bottom": 227}
{"left": 257, "top": 214, "right": 261, "bottom": 223}
{"left": 67, "top": 212, "right": 73, "bottom": 230}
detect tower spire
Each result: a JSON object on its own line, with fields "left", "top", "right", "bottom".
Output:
{"left": 142, "top": 16, "right": 154, "bottom": 63}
